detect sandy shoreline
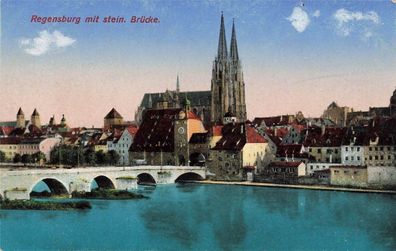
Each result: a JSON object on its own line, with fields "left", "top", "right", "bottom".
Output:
{"left": 193, "top": 180, "right": 396, "bottom": 194}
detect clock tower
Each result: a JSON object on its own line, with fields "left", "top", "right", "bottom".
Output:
{"left": 174, "top": 97, "right": 190, "bottom": 166}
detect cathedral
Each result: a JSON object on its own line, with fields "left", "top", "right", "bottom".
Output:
{"left": 211, "top": 14, "right": 247, "bottom": 124}
{"left": 135, "top": 14, "right": 247, "bottom": 127}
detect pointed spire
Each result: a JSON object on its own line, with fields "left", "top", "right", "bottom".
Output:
{"left": 176, "top": 75, "right": 180, "bottom": 93}
{"left": 217, "top": 12, "right": 228, "bottom": 60}
{"left": 17, "top": 107, "right": 24, "bottom": 116}
{"left": 230, "top": 18, "right": 239, "bottom": 61}
{"left": 32, "top": 108, "right": 39, "bottom": 116}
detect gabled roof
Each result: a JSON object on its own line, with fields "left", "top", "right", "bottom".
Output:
{"left": 212, "top": 123, "right": 266, "bottom": 151}
{"left": 342, "top": 117, "right": 396, "bottom": 146}
{"left": 303, "top": 127, "right": 347, "bottom": 147}
{"left": 104, "top": 108, "right": 123, "bottom": 119}
{"left": 130, "top": 108, "right": 181, "bottom": 152}
{"left": 139, "top": 91, "right": 211, "bottom": 108}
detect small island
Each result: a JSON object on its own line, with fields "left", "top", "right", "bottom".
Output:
{"left": 72, "top": 188, "right": 148, "bottom": 200}
{"left": 0, "top": 199, "right": 91, "bottom": 210}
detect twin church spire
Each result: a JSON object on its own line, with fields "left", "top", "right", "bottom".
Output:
{"left": 217, "top": 13, "right": 239, "bottom": 62}
{"left": 211, "top": 13, "right": 246, "bottom": 124}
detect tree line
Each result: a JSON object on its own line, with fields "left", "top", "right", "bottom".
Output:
{"left": 49, "top": 145, "right": 120, "bottom": 166}
{"left": 0, "top": 146, "right": 120, "bottom": 166}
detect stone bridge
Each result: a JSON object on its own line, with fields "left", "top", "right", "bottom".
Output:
{"left": 0, "top": 166, "right": 206, "bottom": 200}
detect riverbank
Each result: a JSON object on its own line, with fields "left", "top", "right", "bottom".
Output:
{"left": 194, "top": 180, "right": 396, "bottom": 194}
{"left": 0, "top": 199, "right": 92, "bottom": 210}
{"left": 72, "top": 189, "right": 148, "bottom": 200}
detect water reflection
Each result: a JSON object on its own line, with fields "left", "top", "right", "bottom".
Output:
{"left": 1, "top": 184, "right": 395, "bottom": 250}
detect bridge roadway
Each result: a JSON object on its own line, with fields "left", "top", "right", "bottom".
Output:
{"left": 0, "top": 165, "right": 206, "bottom": 200}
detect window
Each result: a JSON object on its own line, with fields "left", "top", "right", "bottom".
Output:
{"left": 335, "top": 149, "right": 339, "bottom": 154}
{"left": 357, "top": 156, "right": 360, "bottom": 161}
{"left": 351, "top": 156, "right": 354, "bottom": 161}
{"left": 309, "top": 148, "right": 312, "bottom": 152}
{"left": 345, "top": 147, "right": 348, "bottom": 152}
{"left": 369, "top": 147, "right": 372, "bottom": 151}
{"left": 317, "top": 149, "right": 322, "bottom": 154}
{"left": 380, "top": 156, "right": 384, "bottom": 160}
{"left": 344, "top": 170, "right": 349, "bottom": 174}
{"left": 375, "top": 156, "right": 378, "bottom": 160}
{"left": 346, "top": 157, "right": 349, "bottom": 161}
{"left": 357, "top": 147, "right": 360, "bottom": 151}
{"left": 369, "top": 156, "right": 372, "bottom": 160}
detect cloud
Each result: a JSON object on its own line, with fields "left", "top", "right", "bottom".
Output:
{"left": 313, "top": 10, "right": 320, "bottom": 18}
{"left": 19, "top": 30, "right": 76, "bottom": 56}
{"left": 333, "top": 8, "right": 380, "bottom": 36}
{"left": 287, "top": 6, "right": 310, "bottom": 33}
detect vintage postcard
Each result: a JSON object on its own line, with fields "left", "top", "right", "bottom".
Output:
{"left": 1, "top": 0, "right": 395, "bottom": 250}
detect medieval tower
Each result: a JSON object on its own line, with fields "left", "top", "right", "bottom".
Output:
{"left": 31, "top": 108, "right": 41, "bottom": 128}
{"left": 16, "top": 107, "right": 25, "bottom": 128}
{"left": 211, "top": 14, "right": 246, "bottom": 124}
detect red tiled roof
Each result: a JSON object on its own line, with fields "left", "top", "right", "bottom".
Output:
{"left": 187, "top": 111, "right": 201, "bottom": 120}
{"left": 126, "top": 126, "right": 138, "bottom": 136}
{"left": 130, "top": 108, "right": 181, "bottom": 152}
{"left": 269, "top": 161, "right": 303, "bottom": 168}
{"left": 212, "top": 125, "right": 223, "bottom": 137}
{"left": 246, "top": 126, "right": 266, "bottom": 143}
{"left": 0, "top": 126, "right": 15, "bottom": 136}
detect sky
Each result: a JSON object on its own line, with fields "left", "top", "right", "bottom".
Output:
{"left": 1, "top": 0, "right": 395, "bottom": 127}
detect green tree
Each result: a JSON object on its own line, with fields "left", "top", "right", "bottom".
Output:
{"left": 13, "top": 153, "right": 22, "bottom": 163}
{"left": 32, "top": 152, "right": 46, "bottom": 163}
{"left": 84, "top": 148, "right": 97, "bottom": 165}
{"left": 107, "top": 150, "right": 120, "bottom": 165}
{"left": 21, "top": 154, "right": 33, "bottom": 164}
{"left": 0, "top": 151, "right": 5, "bottom": 162}
{"left": 95, "top": 150, "right": 109, "bottom": 165}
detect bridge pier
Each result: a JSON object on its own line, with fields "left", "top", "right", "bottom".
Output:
{"left": 115, "top": 177, "right": 138, "bottom": 190}
{"left": 0, "top": 166, "right": 206, "bottom": 200}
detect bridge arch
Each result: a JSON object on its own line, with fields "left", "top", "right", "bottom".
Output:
{"left": 137, "top": 173, "right": 156, "bottom": 185}
{"left": 91, "top": 175, "right": 115, "bottom": 190}
{"left": 174, "top": 172, "right": 204, "bottom": 183}
{"left": 30, "top": 178, "right": 69, "bottom": 197}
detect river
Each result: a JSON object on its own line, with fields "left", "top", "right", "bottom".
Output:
{"left": 1, "top": 184, "right": 396, "bottom": 250}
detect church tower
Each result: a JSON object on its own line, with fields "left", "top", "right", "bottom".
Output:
{"left": 210, "top": 14, "right": 246, "bottom": 124}
{"left": 31, "top": 108, "right": 41, "bottom": 128}
{"left": 16, "top": 107, "right": 25, "bottom": 128}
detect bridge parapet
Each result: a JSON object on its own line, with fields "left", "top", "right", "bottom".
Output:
{"left": 0, "top": 166, "right": 206, "bottom": 200}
